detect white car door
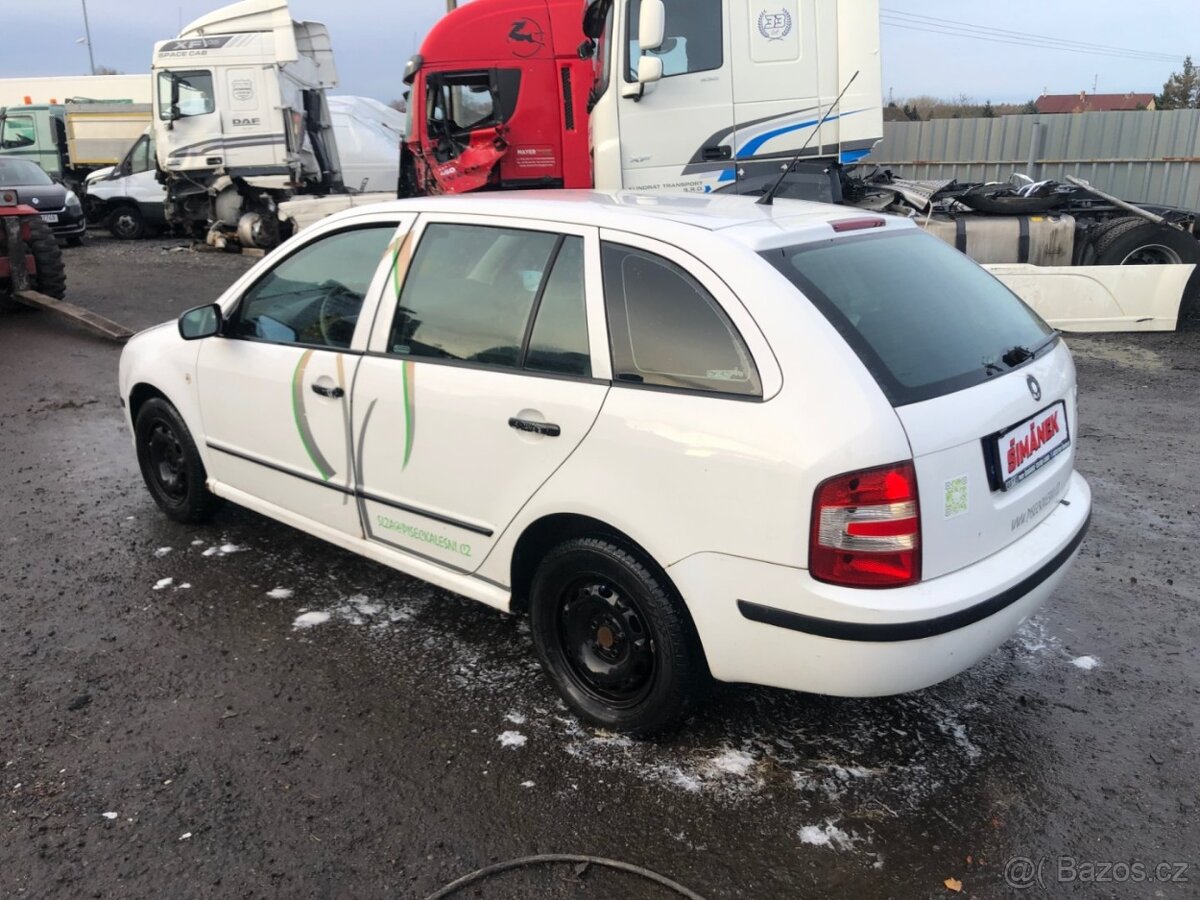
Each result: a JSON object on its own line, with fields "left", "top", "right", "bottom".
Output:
{"left": 352, "top": 214, "right": 610, "bottom": 572}
{"left": 196, "top": 216, "right": 413, "bottom": 536}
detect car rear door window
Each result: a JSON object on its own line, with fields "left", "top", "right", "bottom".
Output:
{"left": 390, "top": 223, "right": 561, "bottom": 368}
{"left": 232, "top": 226, "right": 396, "bottom": 349}
{"left": 523, "top": 235, "right": 591, "bottom": 377}
{"left": 763, "top": 231, "right": 1056, "bottom": 406}
{"left": 601, "top": 243, "right": 761, "bottom": 397}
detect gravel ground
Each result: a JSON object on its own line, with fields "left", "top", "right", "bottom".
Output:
{"left": 1, "top": 234, "right": 1197, "bottom": 899}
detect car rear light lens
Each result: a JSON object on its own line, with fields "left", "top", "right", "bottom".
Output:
{"left": 810, "top": 461, "right": 921, "bottom": 588}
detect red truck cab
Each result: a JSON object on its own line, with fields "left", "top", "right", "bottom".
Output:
{"left": 401, "top": 0, "right": 596, "bottom": 195}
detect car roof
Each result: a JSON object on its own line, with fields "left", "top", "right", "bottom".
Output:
{"left": 337, "top": 190, "right": 916, "bottom": 250}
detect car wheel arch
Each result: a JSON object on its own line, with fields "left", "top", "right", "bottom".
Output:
{"left": 129, "top": 382, "right": 173, "bottom": 424}
{"left": 507, "top": 514, "right": 708, "bottom": 662}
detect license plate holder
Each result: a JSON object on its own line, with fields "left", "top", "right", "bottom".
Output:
{"left": 988, "top": 401, "right": 1071, "bottom": 491}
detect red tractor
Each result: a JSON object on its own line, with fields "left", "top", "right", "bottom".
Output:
{"left": 0, "top": 186, "right": 66, "bottom": 312}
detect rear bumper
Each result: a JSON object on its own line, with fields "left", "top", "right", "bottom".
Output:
{"left": 669, "top": 470, "right": 1092, "bottom": 697}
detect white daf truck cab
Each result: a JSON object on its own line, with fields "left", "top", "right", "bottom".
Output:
{"left": 151, "top": 0, "right": 343, "bottom": 247}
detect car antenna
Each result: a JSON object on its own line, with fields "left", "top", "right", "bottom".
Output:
{"left": 758, "top": 70, "right": 860, "bottom": 207}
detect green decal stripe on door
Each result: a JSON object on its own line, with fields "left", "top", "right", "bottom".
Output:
{"left": 402, "top": 360, "right": 416, "bottom": 469}
{"left": 291, "top": 350, "right": 337, "bottom": 481}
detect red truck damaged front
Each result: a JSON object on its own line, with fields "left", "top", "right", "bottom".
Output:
{"left": 403, "top": 0, "right": 595, "bottom": 196}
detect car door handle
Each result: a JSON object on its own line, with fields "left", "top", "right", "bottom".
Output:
{"left": 508, "top": 417, "right": 561, "bottom": 437}
{"left": 702, "top": 145, "right": 732, "bottom": 161}
{"left": 311, "top": 383, "right": 344, "bottom": 399}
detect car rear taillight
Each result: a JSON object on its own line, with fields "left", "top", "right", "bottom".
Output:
{"left": 810, "top": 461, "right": 921, "bottom": 588}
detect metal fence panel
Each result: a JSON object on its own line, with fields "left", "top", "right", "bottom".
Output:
{"left": 871, "top": 109, "right": 1200, "bottom": 210}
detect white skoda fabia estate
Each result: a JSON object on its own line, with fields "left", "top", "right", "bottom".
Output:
{"left": 120, "top": 192, "right": 1091, "bottom": 733}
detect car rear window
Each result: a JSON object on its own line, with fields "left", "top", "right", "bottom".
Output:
{"left": 763, "top": 230, "right": 1056, "bottom": 406}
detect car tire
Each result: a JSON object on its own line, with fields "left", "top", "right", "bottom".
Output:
{"left": 109, "top": 205, "right": 146, "bottom": 241}
{"left": 134, "top": 397, "right": 224, "bottom": 524}
{"left": 529, "top": 537, "right": 706, "bottom": 735}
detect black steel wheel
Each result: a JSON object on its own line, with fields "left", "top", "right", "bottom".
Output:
{"left": 134, "top": 397, "right": 223, "bottom": 523}
{"left": 109, "top": 204, "right": 146, "bottom": 240}
{"left": 530, "top": 538, "right": 706, "bottom": 735}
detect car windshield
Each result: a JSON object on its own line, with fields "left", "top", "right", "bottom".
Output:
{"left": 763, "top": 230, "right": 1056, "bottom": 406}
{"left": 0, "top": 158, "right": 52, "bottom": 187}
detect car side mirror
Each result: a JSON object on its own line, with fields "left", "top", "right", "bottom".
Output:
{"left": 638, "top": 0, "right": 666, "bottom": 51}
{"left": 178, "top": 303, "right": 222, "bottom": 340}
{"left": 637, "top": 55, "right": 663, "bottom": 85}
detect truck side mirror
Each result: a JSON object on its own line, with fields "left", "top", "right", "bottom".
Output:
{"left": 637, "top": 55, "right": 663, "bottom": 85}
{"left": 170, "top": 76, "right": 182, "bottom": 122}
{"left": 638, "top": 0, "right": 666, "bottom": 51}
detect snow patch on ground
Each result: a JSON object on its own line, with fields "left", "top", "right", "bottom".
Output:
{"left": 293, "top": 611, "right": 331, "bottom": 630}
{"left": 153, "top": 547, "right": 172, "bottom": 558}
{"left": 101, "top": 812, "right": 118, "bottom": 820}
{"left": 707, "top": 748, "right": 757, "bottom": 778}
{"left": 498, "top": 731, "right": 527, "bottom": 749}
{"left": 284, "top": 594, "right": 420, "bottom": 632}
{"left": 152, "top": 578, "right": 173, "bottom": 591}
{"left": 1072, "top": 655, "right": 1100, "bottom": 670}
{"left": 505, "top": 712, "right": 526, "bottom": 725}
{"left": 798, "top": 821, "right": 856, "bottom": 850}
{"left": 202, "top": 543, "right": 247, "bottom": 558}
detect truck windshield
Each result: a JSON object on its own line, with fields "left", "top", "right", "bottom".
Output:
{"left": 0, "top": 158, "right": 52, "bottom": 186}
{"left": 157, "top": 70, "right": 215, "bottom": 120}
{"left": 763, "top": 231, "right": 1056, "bottom": 407}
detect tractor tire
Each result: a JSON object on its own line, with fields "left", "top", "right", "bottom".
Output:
{"left": 27, "top": 218, "right": 67, "bottom": 300}
{"left": 1088, "top": 217, "right": 1200, "bottom": 331}
{"left": 1, "top": 218, "right": 65, "bottom": 312}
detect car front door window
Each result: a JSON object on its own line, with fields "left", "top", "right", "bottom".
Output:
{"left": 233, "top": 226, "right": 397, "bottom": 349}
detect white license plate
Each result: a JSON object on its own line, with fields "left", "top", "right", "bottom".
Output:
{"left": 995, "top": 401, "right": 1070, "bottom": 490}
{"left": 40, "top": 214, "right": 59, "bottom": 223}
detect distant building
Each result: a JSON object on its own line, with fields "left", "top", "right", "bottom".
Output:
{"left": 1035, "top": 91, "right": 1156, "bottom": 114}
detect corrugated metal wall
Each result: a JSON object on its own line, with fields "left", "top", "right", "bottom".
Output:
{"left": 871, "top": 109, "right": 1200, "bottom": 210}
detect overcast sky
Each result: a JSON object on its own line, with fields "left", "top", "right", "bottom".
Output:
{"left": 1, "top": 0, "right": 1190, "bottom": 103}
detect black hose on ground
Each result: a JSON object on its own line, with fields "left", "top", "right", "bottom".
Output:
{"left": 423, "top": 853, "right": 713, "bottom": 900}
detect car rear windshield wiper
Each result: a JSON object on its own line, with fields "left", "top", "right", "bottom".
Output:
{"left": 1001, "top": 330, "right": 1060, "bottom": 368}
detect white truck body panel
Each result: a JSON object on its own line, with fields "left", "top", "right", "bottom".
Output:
{"left": 987, "top": 263, "right": 1196, "bottom": 332}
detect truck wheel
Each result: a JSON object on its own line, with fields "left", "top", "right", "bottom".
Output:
{"left": 1090, "top": 217, "right": 1199, "bottom": 267}
{"left": 1089, "top": 217, "right": 1200, "bottom": 331}
{"left": 28, "top": 218, "right": 67, "bottom": 300}
{"left": 529, "top": 537, "right": 707, "bottom": 736}
{"left": 110, "top": 205, "right": 146, "bottom": 240}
